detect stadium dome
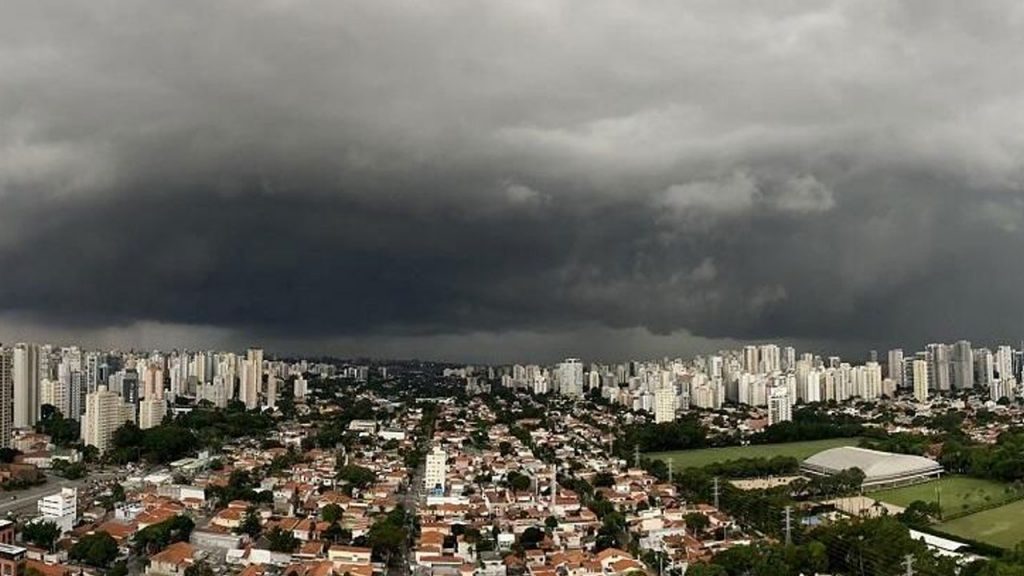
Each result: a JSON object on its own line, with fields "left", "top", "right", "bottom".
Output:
{"left": 801, "top": 446, "right": 943, "bottom": 489}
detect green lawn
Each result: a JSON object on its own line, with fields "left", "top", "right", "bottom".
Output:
{"left": 648, "top": 437, "right": 860, "bottom": 469}
{"left": 937, "top": 498, "right": 1024, "bottom": 549}
{"left": 872, "top": 476, "right": 1017, "bottom": 515}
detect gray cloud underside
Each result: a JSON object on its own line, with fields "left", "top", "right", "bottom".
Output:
{"left": 3, "top": 1, "right": 1024, "bottom": 358}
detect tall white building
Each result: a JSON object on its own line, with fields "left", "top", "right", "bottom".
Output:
{"left": 293, "top": 375, "right": 308, "bottom": 401}
{"left": 82, "top": 386, "right": 135, "bottom": 453}
{"left": 0, "top": 348, "right": 12, "bottom": 447}
{"left": 767, "top": 386, "right": 792, "bottom": 425}
{"left": 40, "top": 378, "right": 68, "bottom": 416}
{"left": 424, "top": 446, "right": 447, "bottom": 493}
{"left": 138, "top": 398, "right": 167, "bottom": 430}
{"left": 556, "top": 358, "right": 584, "bottom": 398}
{"left": 12, "top": 343, "right": 40, "bottom": 428}
{"left": 887, "top": 349, "right": 904, "bottom": 389}
{"left": 265, "top": 374, "right": 277, "bottom": 409}
{"left": 912, "top": 359, "right": 929, "bottom": 403}
{"left": 240, "top": 348, "right": 263, "bottom": 409}
{"left": 653, "top": 383, "right": 676, "bottom": 423}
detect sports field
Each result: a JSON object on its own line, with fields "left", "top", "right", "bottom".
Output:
{"left": 936, "top": 498, "right": 1024, "bottom": 549}
{"left": 648, "top": 437, "right": 859, "bottom": 469}
{"left": 871, "top": 476, "right": 1018, "bottom": 516}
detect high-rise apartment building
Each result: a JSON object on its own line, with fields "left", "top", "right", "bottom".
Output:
{"left": 82, "top": 386, "right": 135, "bottom": 453}
{"left": 556, "top": 358, "right": 584, "bottom": 398}
{"left": 887, "top": 349, "right": 904, "bottom": 388}
{"left": 240, "top": 348, "right": 263, "bottom": 409}
{"left": 138, "top": 398, "right": 166, "bottom": 430}
{"left": 0, "top": 349, "right": 13, "bottom": 447}
{"left": 12, "top": 343, "right": 39, "bottom": 428}
{"left": 767, "top": 386, "right": 792, "bottom": 425}
{"left": 927, "top": 343, "right": 951, "bottom": 391}
{"left": 653, "top": 383, "right": 676, "bottom": 423}
{"left": 913, "top": 359, "right": 929, "bottom": 403}
{"left": 951, "top": 340, "right": 974, "bottom": 390}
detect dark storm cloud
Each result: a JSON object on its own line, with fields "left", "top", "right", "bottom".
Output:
{"left": 3, "top": 0, "right": 1024, "bottom": 359}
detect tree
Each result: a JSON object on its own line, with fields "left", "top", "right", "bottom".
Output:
{"left": 54, "top": 461, "right": 87, "bottom": 480}
{"left": 35, "top": 406, "right": 80, "bottom": 447}
{"left": 134, "top": 515, "right": 195, "bottom": 554}
{"left": 70, "top": 532, "right": 119, "bottom": 567}
{"left": 593, "top": 471, "right": 616, "bottom": 487}
{"left": 368, "top": 520, "right": 406, "bottom": 565}
{"left": 684, "top": 513, "right": 710, "bottom": 534}
{"left": 506, "top": 471, "right": 531, "bottom": 492}
{"left": 0, "top": 448, "right": 21, "bottom": 464}
{"left": 321, "top": 503, "right": 343, "bottom": 523}
{"left": 898, "top": 500, "right": 942, "bottom": 527}
{"left": 21, "top": 521, "right": 61, "bottom": 552}
{"left": 336, "top": 465, "right": 376, "bottom": 493}
{"left": 520, "top": 526, "right": 544, "bottom": 549}
{"left": 236, "top": 507, "right": 262, "bottom": 539}
{"left": 184, "top": 561, "right": 215, "bottom": 576}
{"left": 266, "top": 527, "right": 300, "bottom": 553}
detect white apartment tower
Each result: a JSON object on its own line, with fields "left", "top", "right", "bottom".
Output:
{"left": 912, "top": 359, "right": 929, "bottom": 403}
{"left": 556, "top": 358, "right": 584, "bottom": 398}
{"left": 240, "top": 348, "right": 263, "bottom": 409}
{"left": 13, "top": 343, "right": 40, "bottom": 428}
{"left": 138, "top": 398, "right": 167, "bottom": 430}
{"left": 887, "top": 349, "right": 904, "bottom": 388}
{"left": 82, "top": 386, "right": 136, "bottom": 453}
{"left": 653, "top": 383, "right": 676, "bottom": 423}
{"left": 767, "top": 386, "right": 792, "bottom": 425}
{"left": 0, "top": 348, "right": 12, "bottom": 447}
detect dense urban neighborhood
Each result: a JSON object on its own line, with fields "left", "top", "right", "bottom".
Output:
{"left": 2, "top": 344, "right": 1024, "bottom": 575}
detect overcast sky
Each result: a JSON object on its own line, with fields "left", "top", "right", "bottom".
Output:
{"left": 3, "top": 1, "right": 1024, "bottom": 362}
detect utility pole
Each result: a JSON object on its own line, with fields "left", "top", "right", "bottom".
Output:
{"left": 712, "top": 477, "right": 720, "bottom": 509}
{"left": 634, "top": 444, "right": 640, "bottom": 469}
{"left": 668, "top": 460, "right": 673, "bottom": 484}
{"left": 784, "top": 506, "right": 792, "bottom": 546}
{"left": 902, "top": 554, "right": 915, "bottom": 576}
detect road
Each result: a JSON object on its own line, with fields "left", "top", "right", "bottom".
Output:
{"left": 0, "top": 477, "right": 92, "bottom": 517}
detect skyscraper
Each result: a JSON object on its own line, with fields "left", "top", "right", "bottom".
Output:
{"left": 767, "top": 386, "right": 792, "bottom": 425}
{"left": 951, "top": 340, "right": 974, "bottom": 390}
{"left": 654, "top": 383, "right": 676, "bottom": 423}
{"left": 927, "top": 343, "right": 951, "bottom": 391}
{"left": 12, "top": 343, "right": 40, "bottom": 428}
{"left": 0, "top": 348, "right": 13, "bottom": 447}
{"left": 241, "top": 348, "right": 263, "bottom": 409}
{"left": 556, "top": 358, "right": 584, "bottom": 398}
{"left": 912, "top": 359, "right": 929, "bottom": 403}
{"left": 82, "top": 386, "right": 135, "bottom": 453}
{"left": 887, "top": 349, "right": 904, "bottom": 389}
{"left": 138, "top": 398, "right": 166, "bottom": 430}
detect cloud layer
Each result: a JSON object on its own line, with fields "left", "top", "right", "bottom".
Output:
{"left": 3, "top": 1, "right": 1024, "bottom": 360}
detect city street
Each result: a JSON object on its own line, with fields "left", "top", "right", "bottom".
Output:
{"left": 0, "top": 478, "right": 89, "bottom": 517}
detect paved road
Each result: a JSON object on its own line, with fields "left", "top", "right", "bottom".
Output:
{"left": 0, "top": 477, "right": 91, "bottom": 517}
